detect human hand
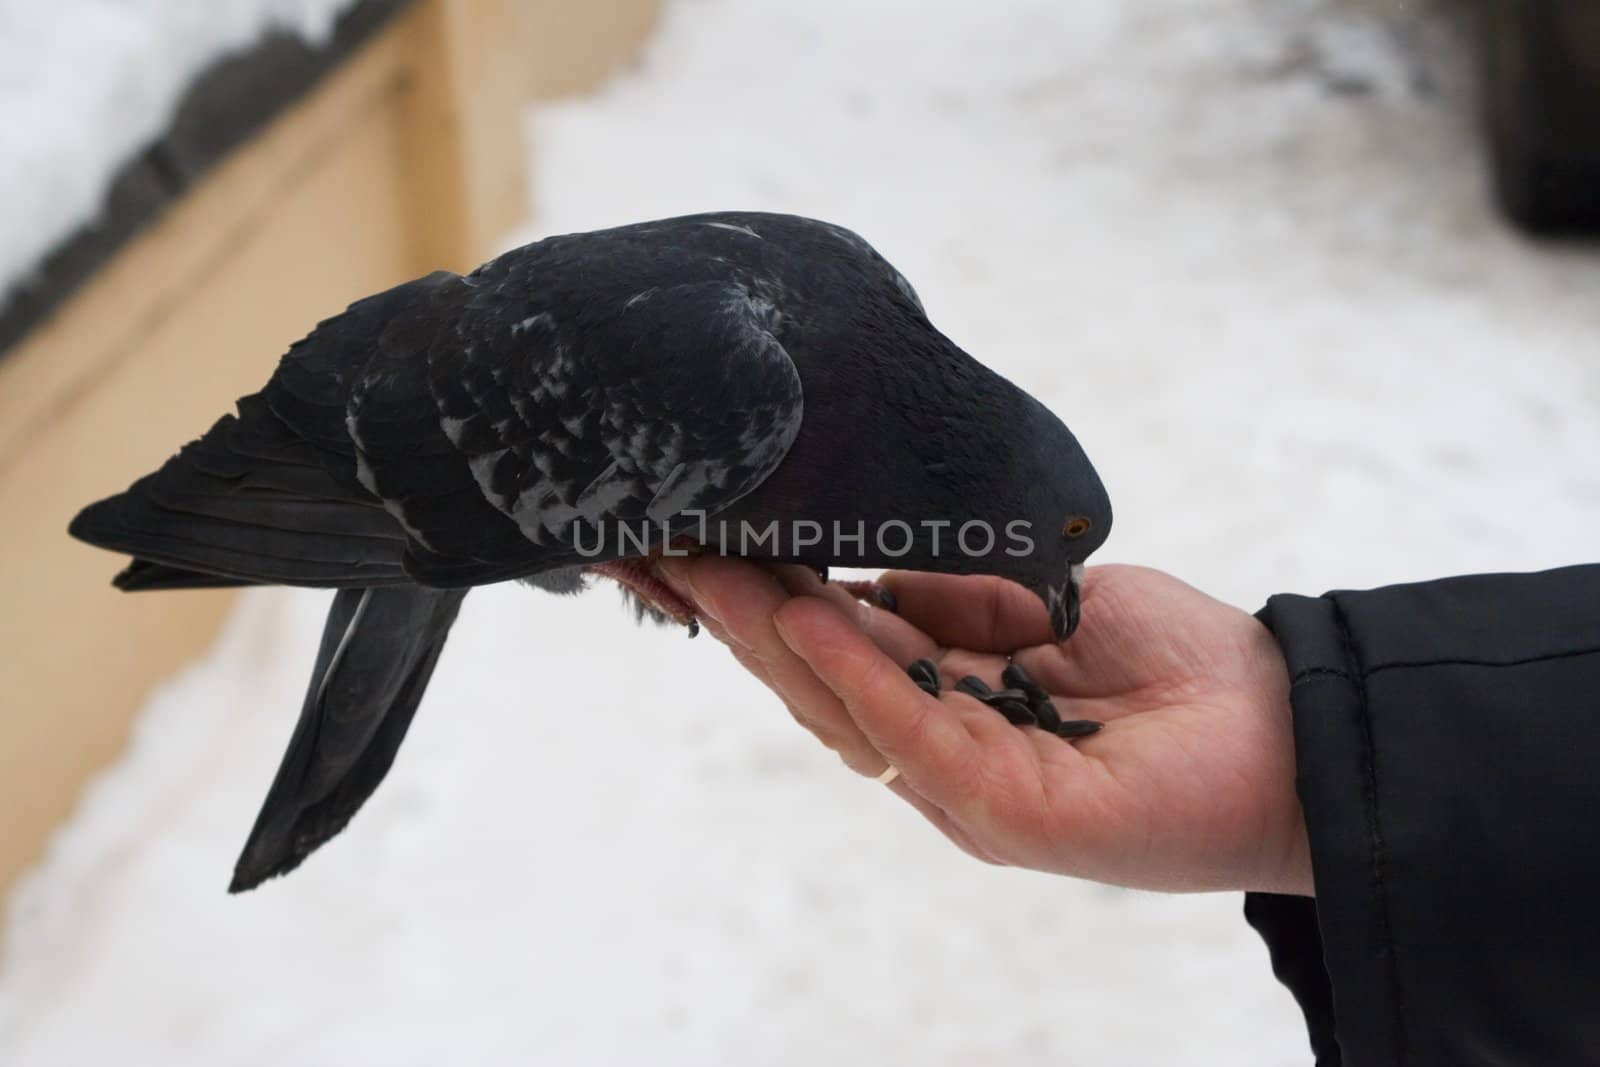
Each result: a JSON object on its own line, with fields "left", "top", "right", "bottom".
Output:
{"left": 658, "top": 558, "right": 1311, "bottom": 896}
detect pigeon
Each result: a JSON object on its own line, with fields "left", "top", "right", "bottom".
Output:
{"left": 68, "top": 211, "right": 1112, "bottom": 891}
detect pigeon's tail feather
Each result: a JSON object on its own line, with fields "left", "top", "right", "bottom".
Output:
{"left": 230, "top": 584, "right": 467, "bottom": 892}
{"left": 69, "top": 394, "right": 408, "bottom": 588}
{"left": 113, "top": 560, "right": 259, "bottom": 591}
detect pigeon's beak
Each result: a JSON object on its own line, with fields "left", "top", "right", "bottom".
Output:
{"left": 1047, "top": 564, "right": 1085, "bottom": 641}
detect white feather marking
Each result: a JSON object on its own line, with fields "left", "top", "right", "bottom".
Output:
{"left": 346, "top": 410, "right": 434, "bottom": 550}
{"left": 467, "top": 450, "right": 511, "bottom": 509}
{"left": 511, "top": 313, "right": 552, "bottom": 336}
{"left": 313, "top": 589, "right": 372, "bottom": 708}
{"left": 704, "top": 221, "right": 761, "bottom": 239}
{"left": 647, "top": 460, "right": 718, "bottom": 522}
{"left": 440, "top": 416, "right": 469, "bottom": 446}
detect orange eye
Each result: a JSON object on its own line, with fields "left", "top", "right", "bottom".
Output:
{"left": 1062, "top": 517, "right": 1092, "bottom": 539}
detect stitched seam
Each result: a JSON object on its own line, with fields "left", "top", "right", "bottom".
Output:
{"left": 1366, "top": 644, "right": 1600, "bottom": 676}
{"left": 1331, "top": 595, "right": 1409, "bottom": 1063}
{"left": 1290, "top": 666, "right": 1353, "bottom": 686}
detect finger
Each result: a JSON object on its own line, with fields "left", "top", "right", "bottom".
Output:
{"left": 662, "top": 557, "right": 885, "bottom": 774}
{"left": 933, "top": 649, "right": 1011, "bottom": 690}
{"left": 769, "top": 570, "right": 1021, "bottom": 693}
{"left": 879, "top": 572, "right": 1053, "bottom": 654}
{"left": 774, "top": 596, "right": 982, "bottom": 813}
{"left": 659, "top": 555, "right": 774, "bottom": 661}
{"left": 686, "top": 562, "right": 1000, "bottom": 855}
{"left": 768, "top": 565, "right": 938, "bottom": 666}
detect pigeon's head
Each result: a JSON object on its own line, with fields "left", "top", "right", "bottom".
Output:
{"left": 1000, "top": 395, "right": 1112, "bottom": 642}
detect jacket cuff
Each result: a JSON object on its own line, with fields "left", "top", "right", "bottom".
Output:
{"left": 1250, "top": 566, "right": 1600, "bottom": 1065}
{"left": 1253, "top": 592, "right": 1403, "bottom": 1067}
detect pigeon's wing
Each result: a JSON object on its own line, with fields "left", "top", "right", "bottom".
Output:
{"left": 341, "top": 277, "right": 805, "bottom": 585}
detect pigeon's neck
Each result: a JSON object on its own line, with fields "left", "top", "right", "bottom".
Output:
{"left": 720, "top": 326, "right": 1044, "bottom": 572}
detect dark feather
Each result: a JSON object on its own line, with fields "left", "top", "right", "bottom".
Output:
{"left": 114, "top": 560, "right": 257, "bottom": 592}
{"left": 70, "top": 394, "right": 408, "bottom": 587}
{"left": 230, "top": 585, "right": 467, "bottom": 892}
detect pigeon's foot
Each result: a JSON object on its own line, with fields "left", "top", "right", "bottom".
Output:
{"left": 838, "top": 579, "right": 898, "bottom": 614}
{"left": 587, "top": 556, "right": 700, "bottom": 637}
{"left": 907, "top": 659, "right": 1102, "bottom": 741}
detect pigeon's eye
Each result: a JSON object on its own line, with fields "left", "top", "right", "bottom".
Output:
{"left": 1062, "top": 517, "right": 1092, "bottom": 539}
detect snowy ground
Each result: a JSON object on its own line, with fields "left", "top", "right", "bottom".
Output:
{"left": 0, "top": 0, "right": 357, "bottom": 300}
{"left": 4, "top": 0, "right": 1599, "bottom": 1063}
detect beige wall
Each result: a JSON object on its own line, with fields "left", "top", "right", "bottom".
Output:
{"left": 0, "top": 0, "right": 658, "bottom": 905}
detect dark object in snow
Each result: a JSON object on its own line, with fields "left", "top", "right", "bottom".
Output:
{"left": 69, "top": 211, "right": 1111, "bottom": 892}
{"left": 1484, "top": 0, "right": 1600, "bottom": 233}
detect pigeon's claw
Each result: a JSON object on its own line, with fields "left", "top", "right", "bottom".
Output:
{"left": 587, "top": 557, "right": 700, "bottom": 637}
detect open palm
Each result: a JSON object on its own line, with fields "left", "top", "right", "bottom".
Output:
{"left": 661, "top": 558, "right": 1311, "bottom": 896}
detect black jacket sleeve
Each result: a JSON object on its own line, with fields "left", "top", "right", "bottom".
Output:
{"left": 1245, "top": 564, "right": 1600, "bottom": 1066}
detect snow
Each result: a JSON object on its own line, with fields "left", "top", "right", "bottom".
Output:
{"left": 5, "top": 0, "right": 1600, "bottom": 1063}
{"left": 0, "top": 0, "right": 358, "bottom": 302}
